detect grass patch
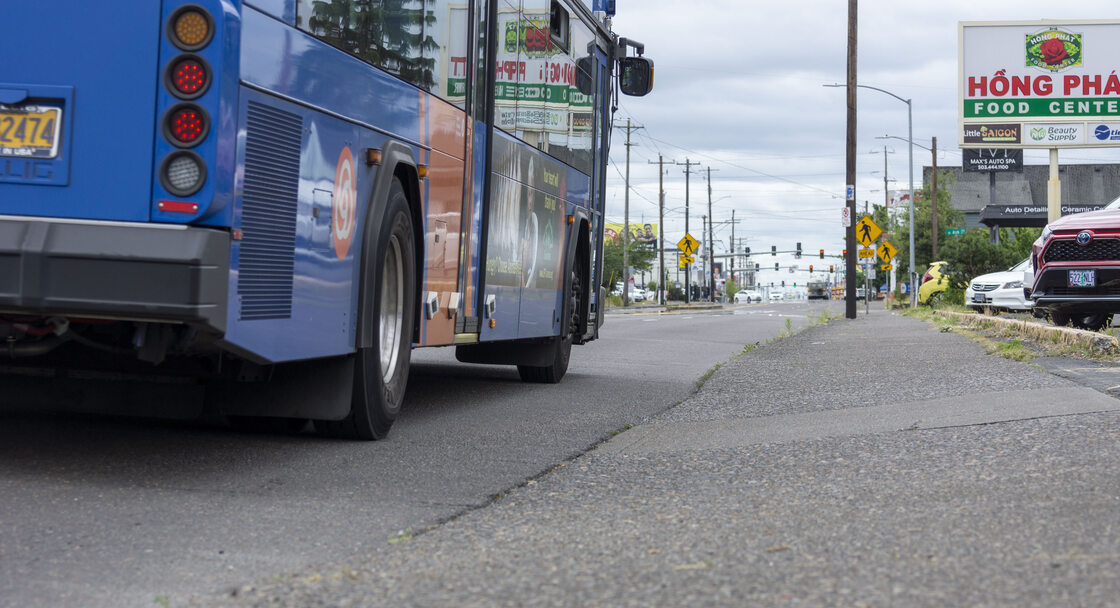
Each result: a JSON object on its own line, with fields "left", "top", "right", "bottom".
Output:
{"left": 991, "top": 338, "right": 1034, "bottom": 361}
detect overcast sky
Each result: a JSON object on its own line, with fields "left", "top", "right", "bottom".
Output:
{"left": 603, "top": 1, "right": 1120, "bottom": 283}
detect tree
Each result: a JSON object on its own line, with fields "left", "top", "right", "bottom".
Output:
{"left": 938, "top": 226, "right": 1041, "bottom": 286}
{"left": 601, "top": 237, "right": 655, "bottom": 290}
{"left": 892, "top": 170, "right": 964, "bottom": 277}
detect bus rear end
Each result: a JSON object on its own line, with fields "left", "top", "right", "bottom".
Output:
{"left": 1, "top": 2, "right": 233, "bottom": 359}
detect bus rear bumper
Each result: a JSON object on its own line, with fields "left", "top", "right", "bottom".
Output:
{"left": 0, "top": 217, "right": 229, "bottom": 334}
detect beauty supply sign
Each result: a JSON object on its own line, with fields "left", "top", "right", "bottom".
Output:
{"left": 960, "top": 20, "right": 1120, "bottom": 148}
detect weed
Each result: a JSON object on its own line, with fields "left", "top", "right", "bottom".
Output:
{"left": 389, "top": 528, "right": 413, "bottom": 545}
{"left": 991, "top": 339, "right": 1034, "bottom": 362}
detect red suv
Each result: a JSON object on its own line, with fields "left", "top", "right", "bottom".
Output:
{"left": 1029, "top": 199, "right": 1120, "bottom": 330}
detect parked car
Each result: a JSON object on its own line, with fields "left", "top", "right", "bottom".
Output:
{"left": 918, "top": 261, "right": 950, "bottom": 305}
{"left": 630, "top": 287, "right": 646, "bottom": 302}
{"left": 965, "top": 258, "right": 1033, "bottom": 314}
{"left": 733, "top": 290, "right": 762, "bottom": 303}
{"left": 1029, "top": 198, "right": 1120, "bottom": 330}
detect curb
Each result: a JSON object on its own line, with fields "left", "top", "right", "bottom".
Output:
{"left": 933, "top": 310, "right": 1119, "bottom": 354}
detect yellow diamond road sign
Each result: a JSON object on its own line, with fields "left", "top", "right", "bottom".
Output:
{"left": 878, "top": 240, "right": 898, "bottom": 263}
{"left": 677, "top": 233, "right": 699, "bottom": 256}
{"left": 855, "top": 215, "right": 882, "bottom": 247}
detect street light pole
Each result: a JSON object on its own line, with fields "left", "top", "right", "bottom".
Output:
{"left": 826, "top": 82, "right": 915, "bottom": 307}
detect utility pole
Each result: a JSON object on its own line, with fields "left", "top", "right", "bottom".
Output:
{"left": 701, "top": 214, "right": 707, "bottom": 299}
{"left": 844, "top": 0, "right": 858, "bottom": 319}
{"left": 931, "top": 136, "right": 939, "bottom": 260}
{"left": 649, "top": 155, "right": 666, "bottom": 305}
{"left": 614, "top": 119, "right": 643, "bottom": 306}
{"left": 706, "top": 166, "right": 719, "bottom": 302}
{"left": 676, "top": 158, "right": 702, "bottom": 304}
{"left": 730, "top": 209, "right": 735, "bottom": 286}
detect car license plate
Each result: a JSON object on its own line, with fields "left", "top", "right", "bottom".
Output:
{"left": 973, "top": 293, "right": 986, "bottom": 303}
{"left": 0, "top": 105, "right": 62, "bottom": 158}
{"left": 1069, "top": 269, "right": 1096, "bottom": 288}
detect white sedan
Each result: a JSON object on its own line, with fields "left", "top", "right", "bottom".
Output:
{"left": 733, "top": 290, "right": 762, "bottom": 303}
{"left": 965, "top": 258, "right": 1032, "bottom": 313}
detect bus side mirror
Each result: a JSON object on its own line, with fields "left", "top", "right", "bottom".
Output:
{"left": 618, "top": 56, "right": 653, "bottom": 97}
{"left": 576, "top": 56, "right": 595, "bottom": 96}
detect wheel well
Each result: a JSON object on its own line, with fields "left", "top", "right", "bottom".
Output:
{"left": 393, "top": 164, "right": 425, "bottom": 344}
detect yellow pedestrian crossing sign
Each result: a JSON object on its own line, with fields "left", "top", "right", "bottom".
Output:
{"left": 877, "top": 240, "right": 897, "bottom": 264}
{"left": 677, "top": 233, "right": 699, "bottom": 256}
{"left": 856, "top": 215, "right": 881, "bottom": 247}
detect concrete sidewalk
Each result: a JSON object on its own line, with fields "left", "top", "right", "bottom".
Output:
{"left": 210, "top": 308, "right": 1120, "bottom": 607}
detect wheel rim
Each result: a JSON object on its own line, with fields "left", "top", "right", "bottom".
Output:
{"left": 379, "top": 233, "right": 404, "bottom": 380}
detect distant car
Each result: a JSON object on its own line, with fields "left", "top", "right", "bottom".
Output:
{"left": 630, "top": 287, "right": 645, "bottom": 302}
{"left": 965, "top": 258, "right": 1032, "bottom": 314}
{"left": 918, "top": 261, "right": 950, "bottom": 305}
{"left": 769, "top": 293, "right": 783, "bottom": 301}
{"left": 733, "top": 290, "right": 762, "bottom": 303}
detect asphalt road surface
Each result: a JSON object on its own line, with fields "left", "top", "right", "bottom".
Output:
{"left": 0, "top": 299, "right": 838, "bottom": 607}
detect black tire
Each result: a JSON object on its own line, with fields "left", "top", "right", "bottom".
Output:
{"left": 1049, "top": 312, "right": 1070, "bottom": 327}
{"left": 925, "top": 291, "right": 943, "bottom": 307}
{"left": 517, "top": 250, "right": 583, "bottom": 384}
{"left": 1071, "top": 313, "right": 1111, "bottom": 332}
{"left": 316, "top": 180, "right": 415, "bottom": 440}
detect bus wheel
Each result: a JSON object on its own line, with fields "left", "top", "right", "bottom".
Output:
{"left": 316, "top": 180, "right": 415, "bottom": 440}
{"left": 517, "top": 252, "right": 582, "bottom": 383}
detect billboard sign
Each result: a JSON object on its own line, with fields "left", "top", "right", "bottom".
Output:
{"left": 962, "top": 148, "right": 1023, "bottom": 172}
{"left": 960, "top": 20, "right": 1120, "bottom": 148}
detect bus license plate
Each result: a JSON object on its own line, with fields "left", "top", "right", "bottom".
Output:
{"left": 0, "top": 105, "right": 62, "bottom": 159}
{"left": 1069, "top": 269, "right": 1096, "bottom": 288}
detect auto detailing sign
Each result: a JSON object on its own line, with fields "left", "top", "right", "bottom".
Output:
{"left": 960, "top": 20, "right": 1120, "bottom": 148}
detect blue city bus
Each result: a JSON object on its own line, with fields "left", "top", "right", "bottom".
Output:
{"left": 0, "top": 0, "right": 652, "bottom": 439}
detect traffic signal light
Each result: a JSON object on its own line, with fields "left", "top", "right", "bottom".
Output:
{"left": 782, "top": 280, "right": 785, "bottom": 287}
{"left": 755, "top": 263, "right": 760, "bottom": 271}
{"left": 809, "top": 265, "right": 814, "bottom": 273}
{"left": 745, "top": 247, "right": 751, "bottom": 255}
{"left": 774, "top": 262, "right": 779, "bottom": 271}
{"left": 795, "top": 242, "right": 802, "bottom": 259}
{"left": 830, "top": 265, "right": 834, "bottom": 272}
{"left": 771, "top": 245, "right": 776, "bottom": 256}
{"left": 819, "top": 249, "right": 824, "bottom": 259}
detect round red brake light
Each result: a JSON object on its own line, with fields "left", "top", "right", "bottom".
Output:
{"left": 168, "top": 56, "right": 209, "bottom": 98}
{"left": 164, "top": 104, "right": 208, "bottom": 147}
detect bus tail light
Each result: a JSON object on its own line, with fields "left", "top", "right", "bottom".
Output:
{"left": 166, "top": 55, "right": 210, "bottom": 99}
{"left": 164, "top": 103, "right": 208, "bottom": 146}
{"left": 170, "top": 6, "right": 214, "bottom": 50}
{"left": 161, "top": 151, "right": 207, "bottom": 196}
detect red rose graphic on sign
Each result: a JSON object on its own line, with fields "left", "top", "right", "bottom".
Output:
{"left": 332, "top": 146, "right": 357, "bottom": 259}
{"left": 1040, "top": 38, "right": 1068, "bottom": 65}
